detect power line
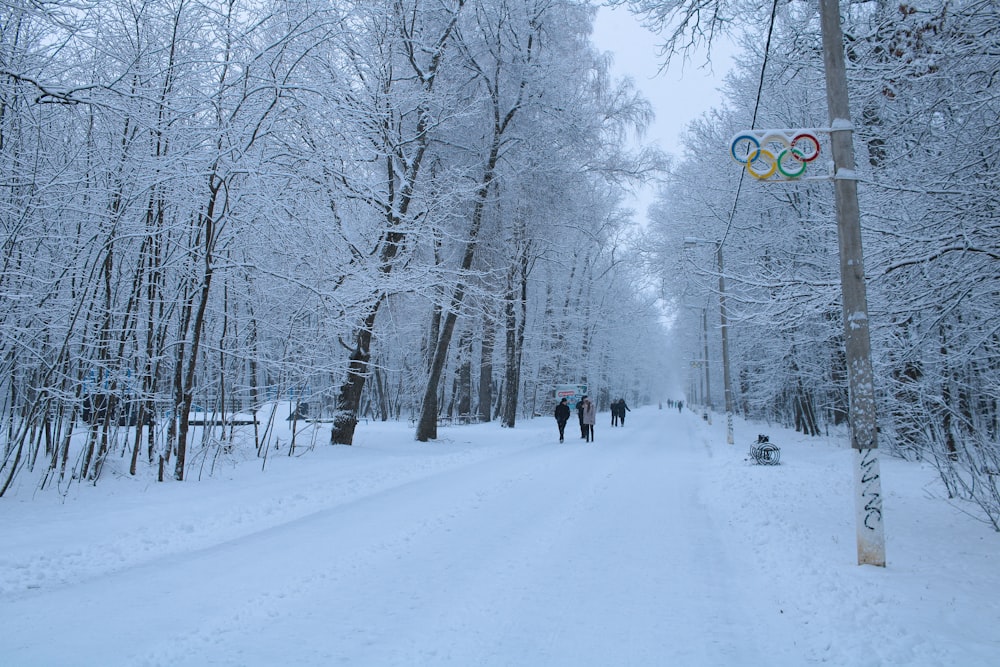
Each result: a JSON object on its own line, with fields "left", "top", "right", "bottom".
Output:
{"left": 721, "top": 0, "right": 780, "bottom": 249}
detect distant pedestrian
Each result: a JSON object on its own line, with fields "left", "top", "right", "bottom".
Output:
{"left": 581, "top": 396, "right": 596, "bottom": 442}
{"left": 611, "top": 399, "right": 620, "bottom": 427}
{"left": 617, "top": 398, "right": 630, "bottom": 426}
{"left": 677, "top": 400, "right": 683, "bottom": 413}
{"left": 554, "top": 398, "right": 570, "bottom": 443}
{"left": 577, "top": 395, "right": 588, "bottom": 439}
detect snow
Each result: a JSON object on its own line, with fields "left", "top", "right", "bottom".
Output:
{"left": 2, "top": 407, "right": 999, "bottom": 666}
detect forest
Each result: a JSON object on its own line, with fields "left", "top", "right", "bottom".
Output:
{"left": 0, "top": 0, "right": 669, "bottom": 492}
{"left": 2, "top": 0, "right": 999, "bottom": 528}
{"left": 624, "top": 0, "right": 1000, "bottom": 525}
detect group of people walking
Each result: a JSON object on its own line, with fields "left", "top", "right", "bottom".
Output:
{"left": 610, "top": 398, "right": 630, "bottom": 427}
{"left": 553, "top": 395, "right": 629, "bottom": 442}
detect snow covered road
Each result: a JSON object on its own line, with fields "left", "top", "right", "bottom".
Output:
{"left": 3, "top": 410, "right": 767, "bottom": 665}
{"left": 3, "top": 407, "right": 999, "bottom": 665}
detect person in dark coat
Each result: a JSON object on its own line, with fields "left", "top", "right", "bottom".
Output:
{"left": 610, "top": 399, "right": 621, "bottom": 427}
{"left": 618, "top": 398, "right": 631, "bottom": 426}
{"left": 554, "top": 398, "right": 570, "bottom": 442}
{"left": 580, "top": 396, "right": 596, "bottom": 442}
{"left": 577, "top": 395, "right": 588, "bottom": 439}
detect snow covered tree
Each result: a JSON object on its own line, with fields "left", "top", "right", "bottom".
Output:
{"left": 635, "top": 0, "right": 1000, "bottom": 524}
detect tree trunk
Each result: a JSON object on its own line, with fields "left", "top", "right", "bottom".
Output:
{"left": 477, "top": 307, "right": 495, "bottom": 423}
{"left": 457, "top": 329, "right": 472, "bottom": 419}
{"left": 501, "top": 240, "right": 530, "bottom": 427}
{"left": 330, "top": 307, "right": 378, "bottom": 444}
{"left": 500, "top": 259, "right": 519, "bottom": 428}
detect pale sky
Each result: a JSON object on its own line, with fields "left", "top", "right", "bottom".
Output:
{"left": 590, "top": 5, "right": 733, "bottom": 223}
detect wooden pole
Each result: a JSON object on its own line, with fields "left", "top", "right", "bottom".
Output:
{"left": 819, "top": 0, "right": 886, "bottom": 566}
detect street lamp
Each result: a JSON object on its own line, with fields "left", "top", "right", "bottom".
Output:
{"left": 684, "top": 237, "right": 735, "bottom": 445}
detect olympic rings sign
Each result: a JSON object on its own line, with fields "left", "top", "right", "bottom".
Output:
{"left": 730, "top": 130, "right": 821, "bottom": 180}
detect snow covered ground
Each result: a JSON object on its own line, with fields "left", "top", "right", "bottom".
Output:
{"left": 2, "top": 406, "right": 998, "bottom": 666}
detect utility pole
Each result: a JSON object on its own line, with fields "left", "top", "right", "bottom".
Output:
{"left": 717, "top": 243, "right": 734, "bottom": 444}
{"left": 686, "top": 238, "right": 733, "bottom": 439}
{"left": 702, "top": 308, "right": 712, "bottom": 424}
{"left": 819, "top": 0, "right": 886, "bottom": 566}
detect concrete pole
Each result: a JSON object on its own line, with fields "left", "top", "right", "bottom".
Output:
{"left": 717, "top": 243, "right": 735, "bottom": 445}
{"left": 819, "top": 0, "right": 886, "bottom": 566}
{"left": 702, "top": 308, "right": 712, "bottom": 424}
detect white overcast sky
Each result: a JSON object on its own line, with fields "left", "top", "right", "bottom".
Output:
{"left": 590, "top": 5, "right": 734, "bottom": 223}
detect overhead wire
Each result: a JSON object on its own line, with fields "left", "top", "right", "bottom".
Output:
{"left": 720, "top": 0, "right": 781, "bottom": 248}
